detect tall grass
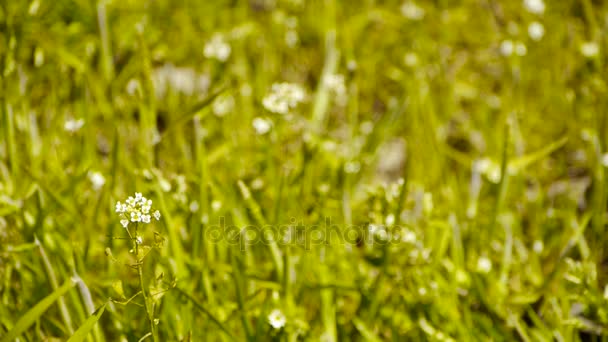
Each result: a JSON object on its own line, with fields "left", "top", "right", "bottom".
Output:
{"left": 1, "top": 0, "right": 608, "bottom": 340}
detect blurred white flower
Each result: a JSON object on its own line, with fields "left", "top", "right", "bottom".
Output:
{"left": 524, "top": 0, "right": 545, "bottom": 14}
{"left": 268, "top": 309, "right": 286, "bottom": 329}
{"left": 533, "top": 240, "right": 544, "bottom": 254}
{"left": 64, "top": 118, "right": 84, "bottom": 133}
{"left": 189, "top": 201, "right": 200, "bottom": 213}
{"left": 528, "top": 21, "right": 544, "bottom": 41}
{"left": 212, "top": 94, "right": 234, "bottom": 117}
{"left": 252, "top": 117, "right": 272, "bottom": 135}
{"left": 285, "top": 30, "right": 299, "bottom": 47}
{"left": 401, "top": 229, "right": 417, "bottom": 243}
{"left": 323, "top": 73, "right": 347, "bottom": 106}
{"left": 602, "top": 153, "right": 608, "bottom": 167}
{"left": 500, "top": 40, "right": 514, "bottom": 56}
{"left": 401, "top": 2, "right": 425, "bottom": 20}
{"left": 204, "top": 34, "right": 231, "bottom": 62}
{"left": 88, "top": 171, "right": 106, "bottom": 190}
{"left": 385, "top": 214, "right": 395, "bottom": 226}
{"left": 262, "top": 83, "right": 306, "bottom": 114}
{"left": 515, "top": 42, "right": 527, "bottom": 56}
{"left": 404, "top": 52, "right": 419, "bottom": 67}
{"left": 580, "top": 41, "right": 599, "bottom": 58}
{"left": 152, "top": 64, "right": 209, "bottom": 97}
{"left": 476, "top": 257, "right": 492, "bottom": 273}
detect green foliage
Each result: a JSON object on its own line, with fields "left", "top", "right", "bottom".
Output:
{"left": 1, "top": 0, "right": 608, "bottom": 340}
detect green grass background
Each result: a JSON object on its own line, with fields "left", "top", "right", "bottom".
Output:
{"left": 1, "top": 0, "right": 608, "bottom": 340}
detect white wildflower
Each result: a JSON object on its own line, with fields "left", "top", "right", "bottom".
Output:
{"left": 136, "top": 236, "right": 143, "bottom": 245}
{"left": 268, "top": 309, "right": 286, "bottom": 329}
{"left": 189, "top": 201, "right": 200, "bottom": 213}
{"left": 153, "top": 210, "right": 161, "bottom": 220}
{"left": 323, "top": 74, "right": 347, "bottom": 105}
{"left": 212, "top": 94, "right": 235, "bottom": 117}
{"left": 252, "top": 117, "right": 272, "bottom": 135}
{"left": 580, "top": 41, "right": 599, "bottom": 58}
{"left": 402, "top": 230, "right": 417, "bottom": 243}
{"left": 204, "top": 34, "right": 231, "bottom": 62}
{"left": 500, "top": 40, "right": 514, "bottom": 56}
{"left": 262, "top": 83, "right": 306, "bottom": 114}
{"left": 528, "top": 21, "right": 544, "bottom": 41}
{"left": 385, "top": 214, "right": 395, "bottom": 226}
{"left": 401, "top": 2, "right": 425, "bottom": 20}
{"left": 115, "top": 193, "right": 160, "bottom": 227}
{"left": 533, "top": 240, "right": 544, "bottom": 254}
{"left": 131, "top": 211, "right": 142, "bottom": 222}
{"left": 524, "top": 0, "right": 545, "bottom": 14}
{"left": 64, "top": 118, "right": 84, "bottom": 133}
{"left": 211, "top": 200, "right": 223, "bottom": 211}
{"left": 88, "top": 171, "right": 106, "bottom": 190}
{"left": 476, "top": 256, "right": 492, "bottom": 273}
{"left": 515, "top": 42, "right": 527, "bottom": 56}
{"left": 404, "top": 52, "right": 419, "bottom": 67}
{"left": 285, "top": 30, "right": 299, "bottom": 47}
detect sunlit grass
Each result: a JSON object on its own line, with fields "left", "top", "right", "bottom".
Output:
{"left": 1, "top": 0, "right": 608, "bottom": 340}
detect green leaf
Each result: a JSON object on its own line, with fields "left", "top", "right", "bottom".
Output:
{"left": 1, "top": 278, "right": 77, "bottom": 342}
{"left": 66, "top": 303, "right": 107, "bottom": 342}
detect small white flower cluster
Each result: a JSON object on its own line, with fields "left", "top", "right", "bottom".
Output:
{"left": 500, "top": 40, "right": 527, "bottom": 57}
{"left": 252, "top": 117, "right": 273, "bottom": 135}
{"left": 64, "top": 118, "right": 84, "bottom": 133}
{"left": 204, "top": 34, "right": 231, "bottom": 62}
{"left": 580, "top": 41, "right": 599, "bottom": 58}
{"left": 528, "top": 21, "right": 544, "bottom": 41}
{"left": 268, "top": 309, "right": 286, "bottom": 329}
{"left": 323, "top": 73, "right": 347, "bottom": 106}
{"left": 401, "top": 2, "right": 425, "bottom": 20}
{"left": 262, "top": 83, "right": 306, "bottom": 115}
{"left": 524, "top": 0, "right": 545, "bottom": 15}
{"left": 115, "top": 192, "right": 161, "bottom": 228}
{"left": 88, "top": 171, "right": 106, "bottom": 190}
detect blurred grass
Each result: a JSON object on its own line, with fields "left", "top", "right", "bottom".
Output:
{"left": 1, "top": 0, "right": 608, "bottom": 340}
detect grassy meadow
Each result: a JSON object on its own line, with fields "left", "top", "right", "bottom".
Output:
{"left": 2, "top": 0, "right": 608, "bottom": 340}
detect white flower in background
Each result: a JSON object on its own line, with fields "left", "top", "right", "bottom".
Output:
{"left": 476, "top": 256, "right": 492, "bottom": 273}
{"left": 368, "top": 224, "right": 388, "bottom": 240}
{"left": 602, "top": 153, "right": 608, "bottom": 167}
{"left": 152, "top": 64, "right": 210, "bottom": 97}
{"left": 401, "top": 2, "right": 425, "bottom": 20}
{"left": 402, "top": 229, "right": 417, "bottom": 243}
{"left": 533, "top": 240, "right": 544, "bottom": 254}
{"left": 515, "top": 42, "right": 527, "bottom": 56}
{"left": 115, "top": 192, "right": 161, "bottom": 228}
{"left": 204, "top": 34, "right": 231, "bottom": 62}
{"left": 268, "top": 309, "right": 286, "bottom": 329}
{"left": 262, "top": 83, "right": 306, "bottom": 114}
{"left": 403, "top": 52, "right": 419, "bottom": 67}
{"left": 126, "top": 78, "right": 140, "bottom": 96}
{"left": 252, "top": 117, "right": 272, "bottom": 135}
{"left": 64, "top": 118, "right": 84, "bottom": 133}
{"left": 528, "top": 21, "right": 545, "bottom": 41}
{"left": 580, "top": 41, "right": 599, "bottom": 58}
{"left": 500, "top": 40, "right": 514, "bottom": 56}
{"left": 88, "top": 171, "right": 106, "bottom": 190}
{"left": 189, "top": 201, "right": 200, "bottom": 213}
{"left": 285, "top": 30, "right": 299, "bottom": 47}
{"left": 323, "top": 73, "right": 347, "bottom": 106}
{"left": 524, "top": 0, "right": 545, "bottom": 14}
{"left": 212, "top": 94, "right": 235, "bottom": 117}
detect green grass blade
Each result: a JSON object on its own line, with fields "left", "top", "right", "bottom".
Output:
{"left": 1, "top": 278, "right": 77, "bottom": 342}
{"left": 66, "top": 302, "right": 107, "bottom": 342}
